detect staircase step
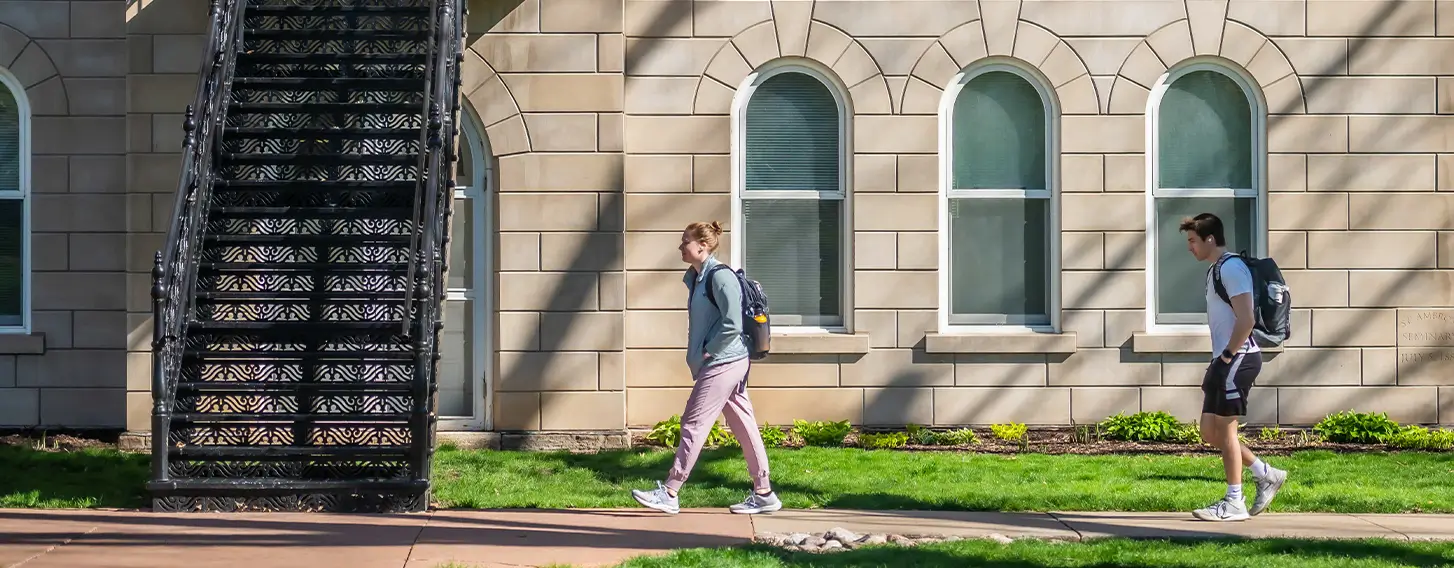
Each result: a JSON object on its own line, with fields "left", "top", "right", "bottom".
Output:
{"left": 232, "top": 77, "right": 426, "bottom": 91}
{"left": 222, "top": 153, "right": 418, "bottom": 166}
{"left": 196, "top": 290, "right": 408, "bottom": 301}
{"left": 183, "top": 350, "right": 415, "bottom": 361}
{"left": 203, "top": 234, "right": 412, "bottom": 245}
{"left": 172, "top": 412, "right": 411, "bottom": 423}
{"left": 246, "top": 5, "right": 432, "bottom": 16}
{"left": 224, "top": 128, "right": 417, "bottom": 140}
{"left": 176, "top": 381, "right": 414, "bottom": 394}
{"left": 246, "top": 29, "right": 428, "bottom": 41}
{"left": 239, "top": 53, "right": 428, "bottom": 65}
{"left": 190, "top": 321, "right": 402, "bottom": 331}
{"left": 229, "top": 102, "right": 418, "bottom": 114}
{"left": 169, "top": 446, "right": 410, "bottom": 459}
{"left": 148, "top": 478, "right": 427, "bottom": 493}
{"left": 198, "top": 262, "right": 408, "bottom": 273}
{"left": 216, "top": 180, "right": 416, "bottom": 190}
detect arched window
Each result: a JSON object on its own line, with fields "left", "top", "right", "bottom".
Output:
{"left": 1147, "top": 62, "right": 1265, "bottom": 328}
{"left": 733, "top": 62, "right": 849, "bottom": 331}
{"left": 940, "top": 62, "right": 1058, "bottom": 331}
{"left": 0, "top": 69, "right": 28, "bottom": 331}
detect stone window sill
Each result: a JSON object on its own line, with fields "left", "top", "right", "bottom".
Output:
{"left": 0, "top": 332, "right": 44, "bottom": 354}
{"left": 924, "top": 332, "right": 1078, "bottom": 354}
{"left": 1131, "top": 332, "right": 1284, "bottom": 354}
{"left": 770, "top": 331, "right": 872, "bottom": 355}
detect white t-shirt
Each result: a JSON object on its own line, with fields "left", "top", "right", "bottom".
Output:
{"left": 1206, "top": 252, "right": 1260, "bottom": 355}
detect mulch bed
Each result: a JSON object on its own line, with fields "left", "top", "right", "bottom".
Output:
{"left": 630, "top": 426, "right": 1400, "bottom": 456}
{"left": 0, "top": 432, "right": 120, "bottom": 452}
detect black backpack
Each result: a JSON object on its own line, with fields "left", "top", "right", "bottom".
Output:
{"left": 1211, "top": 252, "right": 1293, "bottom": 347}
{"left": 689, "top": 264, "right": 771, "bottom": 360}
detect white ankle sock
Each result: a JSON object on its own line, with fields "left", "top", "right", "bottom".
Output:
{"left": 1250, "top": 459, "right": 1270, "bottom": 479}
{"left": 1226, "top": 484, "right": 1243, "bottom": 502}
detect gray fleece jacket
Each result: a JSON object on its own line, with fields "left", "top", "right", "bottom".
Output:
{"left": 682, "top": 256, "right": 748, "bottom": 377}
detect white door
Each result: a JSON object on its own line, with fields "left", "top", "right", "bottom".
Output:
{"left": 437, "top": 109, "right": 491, "bottom": 431}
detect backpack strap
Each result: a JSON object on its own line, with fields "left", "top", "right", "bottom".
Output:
{"left": 1210, "top": 254, "right": 1234, "bottom": 306}
{"left": 688, "top": 264, "right": 732, "bottom": 312}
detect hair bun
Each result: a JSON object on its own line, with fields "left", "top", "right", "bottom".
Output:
{"left": 709, "top": 221, "right": 723, "bottom": 235}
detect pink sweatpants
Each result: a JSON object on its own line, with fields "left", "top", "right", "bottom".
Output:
{"left": 665, "top": 357, "right": 771, "bottom": 493}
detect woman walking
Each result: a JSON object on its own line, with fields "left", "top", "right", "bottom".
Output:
{"left": 631, "top": 221, "right": 780, "bottom": 515}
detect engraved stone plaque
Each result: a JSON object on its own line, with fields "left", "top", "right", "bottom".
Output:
{"left": 1396, "top": 309, "right": 1454, "bottom": 346}
{"left": 1395, "top": 348, "right": 1454, "bottom": 385}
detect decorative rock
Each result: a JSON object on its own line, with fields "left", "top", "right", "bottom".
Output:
{"left": 858, "top": 534, "right": 888, "bottom": 545}
{"left": 987, "top": 533, "right": 1014, "bottom": 545}
{"left": 822, "top": 540, "right": 844, "bottom": 550}
{"left": 755, "top": 532, "right": 786, "bottom": 546}
{"left": 804, "top": 536, "right": 828, "bottom": 547}
{"left": 889, "top": 534, "right": 915, "bottom": 546}
{"left": 944, "top": 535, "right": 964, "bottom": 542}
{"left": 787, "top": 533, "right": 811, "bottom": 546}
{"left": 825, "top": 527, "right": 859, "bottom": 543}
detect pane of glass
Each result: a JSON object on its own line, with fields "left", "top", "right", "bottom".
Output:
{"left": 447, "top": 197, "right": 471, "bottom": 290}
{"left": 949, "top": 198, "right": 1050, "bottom": 321}
{"left": 0, "top": 86, "right": 16, "bottom": 193}
{"left": 742, "top": 199, "right": 842, "bottom": 321}
{"left": 0, "top": 199, "right": 20, "bottom": 326}
{"left": 952, "top": 71, "right": 1046, "bottom": 190}
{"left": 436, "top": 299, "right": 474, "bottom": 418}
{"left": 1159, "top": 70, "right": 1253, "bottom": 189}
{"left": 1155, "top": 197, "right": 1256, "bottom": 323}
{"left": 456, "top": 126, "right": 474, "bottom": 181}
{"left": 744, "top": 72, "right": 840, "bottom": 192}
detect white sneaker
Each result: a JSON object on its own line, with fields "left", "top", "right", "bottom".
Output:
{"left": 728, "top": 491, "right": 782, "bottom": 514}
{"left": 631, "top": 482, "right": 680, "bottom": 515}
{"left": 1192, "top": 497, "right": 1250, "bottom": 522}
{"left": 1251, "top": 468, "right": 1287, "bottom": 516}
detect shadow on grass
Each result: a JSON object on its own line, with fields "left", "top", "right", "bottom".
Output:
{"left": 0, "top": 445, "right": 150, "bottom": 509}
{"left": 618, "top": 538, "right": 1454, "bottom": 568}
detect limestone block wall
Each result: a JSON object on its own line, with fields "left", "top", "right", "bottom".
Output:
{"left": 614, "top": 0, "right": 1454, "bottom": 430}
{"left": 103, "top": 0, "right": 1454, "bottom": 433}
{"left": 463, "top": 0, "right": 628, "bottom": 431}
{"left": 0, "top": 1, "right": 128, "bottom": 428}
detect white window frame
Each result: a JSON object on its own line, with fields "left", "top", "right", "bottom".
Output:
{"left": 0, "top": 68, "right": 29, "bottom": 334}
{"left": 1144, "top": 58, "right": 1268, "bottom": 334}
{"left": 439, "top": 106, "right": 491, "bottom": 431}
{"left": 730, "top": 58, "right": 854, "bottom": 334}
{"left": 936, "top": 59, "right": 1061, "bottom": 334}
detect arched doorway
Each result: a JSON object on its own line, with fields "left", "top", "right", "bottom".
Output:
{"left": 438, "top": 106, "right": 492, "bottom": 430}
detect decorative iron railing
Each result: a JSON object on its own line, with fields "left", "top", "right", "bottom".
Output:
{"left": 403, "top": 0, "right": 466, "bottom": 483}
{"left": 149, "top": 0, "right": 249, "bottom": 483}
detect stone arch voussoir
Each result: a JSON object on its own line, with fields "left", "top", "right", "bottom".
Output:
{"left": 461, "top": 47, "right": 529, "bottom": 156}
{"left": 695, "top": 19, "right": 888, "bottom": 117}
{"left": 0, "top": 24, "right": 67, "bottom": 116}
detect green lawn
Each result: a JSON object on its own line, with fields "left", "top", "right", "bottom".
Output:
{"left": 434, "top": 446, "right": 1454, "bottom": 513}
{"left": 0, "top": 445, "right": 150, "bottom": 508}
{"left": 4, "top": 443, "right": 1453, "bottom": 514}
{"left": 602, "top": 539, "right": 1454, "bottom": 568}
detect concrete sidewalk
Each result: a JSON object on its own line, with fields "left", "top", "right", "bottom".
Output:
{"left": 2, "top": 508, "right": 1452, "bottom": 568}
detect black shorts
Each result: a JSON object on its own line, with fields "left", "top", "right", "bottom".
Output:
{"left": 1201, "top": 352, "right": 1263, "bottom": 417}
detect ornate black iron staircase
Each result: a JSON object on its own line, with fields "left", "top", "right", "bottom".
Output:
{"left": 147, "top": 0, "right": 465, "bottom": 513}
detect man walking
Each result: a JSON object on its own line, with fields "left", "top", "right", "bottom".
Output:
{"left": 1179, "top": 213, "right": 1288, "bottom": 522}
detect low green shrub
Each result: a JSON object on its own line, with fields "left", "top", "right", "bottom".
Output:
{"left": 1073, "top": 424, "right": 1100, "bottom": 444}
{"left": 858, "top": 431, "right": 909, "bottom": 450}
{"left": 1098, "top": 411, "right": 1189, "bottom": 443}
{"left": 1174, "top": 422, "right": 1204, "bottom": 445}
{"left": 792, "top": 419, "right": 852, "bottom": 447}
{"left": 758, "top": 425, "right": 790, "bottom": 448}
{"left": 936, "top": 428, "right": 980, "bottom": 446}
{"left": 906, "top": 424, "right": 939, "bottom": 446}
{"left": 645, "top": 415, "right": 735, "bottom": 448}
{"left": 1387, "top": 425, "right": 1454, "bottom": 450}
{"left": 1258, "top": 427, "right": 1286, "bottom": 441}
{"left": 1314, "top": 411, "right": 1401, "bottom": 444}
{"left": 991, "top": 422, "right": 1028, "bottom": 442}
